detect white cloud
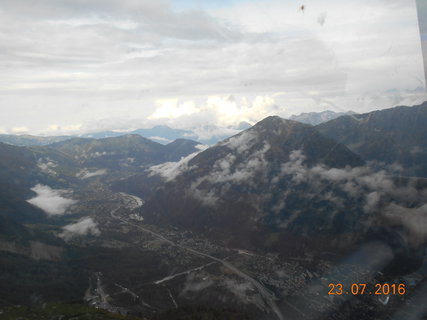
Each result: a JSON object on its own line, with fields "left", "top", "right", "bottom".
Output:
{"left": 195, "top": 144, "right": 210, "bottom": 151}
{"left": 148, "top": 136, "right": 172, "bottom": 143}
{"left": 37, "top": 158, "right": 58, "bottom": 175}
{"left": 281, "top": 150, "right": 308, "bottom": 184}
{"left": 147, "top": 95, "right": 280, "bottom": 129}
{"left": 150, "top": 128, "right": 271, "bottom": 191}
{"left": 76, "top": 169, "right": 107, "bottom": 179}
{"left": 148, "top": 144, "right": 209, "bottom": 181}
{"left": 222, "top": 130, "right": 258, "bottom": 154}
{"left": 59, "top": 217, "right": 100, "bottom": 240}
{"left": 26, "top": 184, "right": 77, "bottom": 216}
{"left": 149, "top": 99, "right": 199, "bottom": 119}
{"left": 279, "top": 150, "right": 427, "bottom": 244}
{"left": 188, "top": 142, "right": 271, "bottom": 206}
{"left": 150, "top": 141, "right": 427, "bottom": 246}
{"left": 10, "top": 126, "right": 29, "bottom": 134}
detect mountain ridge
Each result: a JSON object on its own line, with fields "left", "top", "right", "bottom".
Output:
{"left": 289, "top": 110, "right": 356, "bottom": 125}
{"left": 141, "top": 116, "right": 367, "bottom": 253}
{"left": 316, "top": 101, "right": 427, "bottom": 177}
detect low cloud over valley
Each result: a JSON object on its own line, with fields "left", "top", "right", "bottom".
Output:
{"left": 59, "top": 217, "right": 100, "bottom": 240}
{"left": 26, "top": 184, "right": 77, "bottom": 216}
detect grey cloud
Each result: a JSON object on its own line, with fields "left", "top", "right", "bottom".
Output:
{"left": 188, "top": 142, "right": 271, "bottom": 206}
{"left": 137, "top": 9, "right": 242, "bottom": 42}
{"left": 190, "top": 188, "right": 219, "bottom": 207}
{"left": 280, "top": 150, "right": 427, "bottom": 245}
{"left": 281, "top": 150, "right": 308, "bottom": 184}
{"left": 0, "top": 0, "right": 425, "bottom": 134}
{"left": 182, "top": 273, "right": 213, "bottom": 294}
{"left": 1, "top": 0, "right": 241, "bottom": 41}
{"left": 26, "top": 184, "right": 77, "bottom": 216}
{"left": 411, "top": 146, "right": 424, "bottom": 155}
{"left": 381, "top": 203, "right": 427, "bottom": 246}
{"left": 317, "top": 12, "right": 327, "bottom": 26}
{"left": 59, "top": 217, "right": 100, "bottom": 240}
{"left": 281, "top": 150, "right": 425, "bottom": 206}
{"left": 363, "top": 191, "right": 381, "bottom": 213}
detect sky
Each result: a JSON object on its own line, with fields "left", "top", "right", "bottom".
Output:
{"left": 0, "top": 0, "right": 426, "bottom": 137}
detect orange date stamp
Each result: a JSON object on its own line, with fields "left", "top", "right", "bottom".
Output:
{"left": 328, "top": 283, "right": 406, "bottom": 295}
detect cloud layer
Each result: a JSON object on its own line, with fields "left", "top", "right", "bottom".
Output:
{"left": 150, "top": 144, "right": 427, "bottom": 245}
{"left": 278, "top": 150, "right": 427, "bottom": 245}
{"left": 26, "top": 184, "right": 77, "bottom": 216}
{"left": 0, "top": 0, "right": 425, "bottom": 134}
{"left": 149, "top": 144, "right": 209, "bottom": 181}
{"left": 59, "top": 217, "right": 100, "bottom": 240}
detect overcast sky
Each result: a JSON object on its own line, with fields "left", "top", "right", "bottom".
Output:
{"left": 0, "top": 0, "right": 426, "bottom": 136}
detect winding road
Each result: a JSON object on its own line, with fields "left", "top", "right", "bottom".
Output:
{"left": 110, "top": 206, "right": 285, "bottom": 320}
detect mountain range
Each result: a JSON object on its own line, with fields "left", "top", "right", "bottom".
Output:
{"left": 1, "top": 101, "right": 427, "bottom": 320}
{"left": 290, "top": 110, "right": 356, "bottom": 125}
{"left": 0, "top": 114, "right": 347, "bottom": 148}
{"left": 0, "top": 123, "right": 251, "bottom": 147}
{"left": 0, "top": 111, "right": 359, "bottom": 147}
{"left": 141, "top": 117, "right": 367, "bottom": 252}
{"left": 316, "top": 101, "right": 427, "bottom": 177}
